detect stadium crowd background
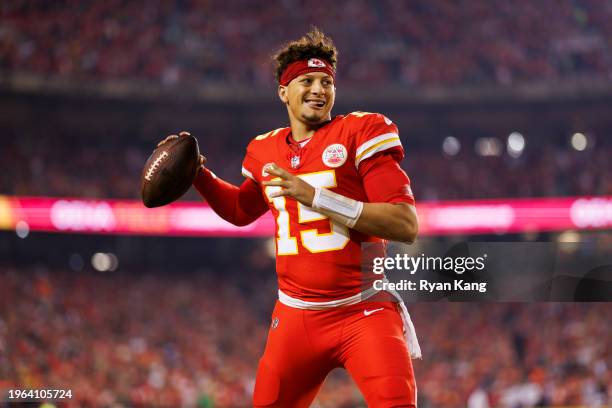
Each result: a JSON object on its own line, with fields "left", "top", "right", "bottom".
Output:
{"left": 1, "top": 0, "right": 611, "bottom": 202}
{"left": 1, "top": 267, "right": 610, "bottom": 408}
{"left": 0, "top": 95, "right": 610, "bottom": 202}
{"left": 2, "top": 0, "right": 612, "bottom": 86}
{"left": 1, "top": 1, "right": 611, "bottom": 407}
{"left": 0, "top": 124, "right": 610, "bottom": 201}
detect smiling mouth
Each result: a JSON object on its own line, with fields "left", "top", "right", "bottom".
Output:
{"left": 305, "top": 100, "right": 325, "bottom": 109}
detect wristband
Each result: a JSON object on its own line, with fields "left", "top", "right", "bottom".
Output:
{"left": 312, "top": 188, "right": 364, "bottom": 228}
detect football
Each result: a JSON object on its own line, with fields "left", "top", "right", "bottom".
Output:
{"left": 141, "top": 134, "right": 200, "bottom": 208}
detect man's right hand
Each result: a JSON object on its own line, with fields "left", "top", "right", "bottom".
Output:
{"left": 157, "top": 131, "right": 207, "bottom": 169}
{"left": 157, "top": 130, "right": 189, "bottom": 147}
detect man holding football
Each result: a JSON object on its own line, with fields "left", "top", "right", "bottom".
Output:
{"left": 161, "top": 29, "right": 420, "bottom": 407}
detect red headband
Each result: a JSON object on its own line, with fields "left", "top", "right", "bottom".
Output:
{"left": 279, "top": 58, "right": 335, "bottom": 86}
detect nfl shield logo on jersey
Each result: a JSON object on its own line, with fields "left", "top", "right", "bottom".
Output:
{"left": 271, "top": 317, "right": 279, "bottom": 329}
{"left": 308, "top": 58, "right": 326, "bottom": 68}
{"left": 290, "top": 155, "right": 300, "bottom": 169}
{"left": 322, "top": 144, "right": 348, "bottom": 168}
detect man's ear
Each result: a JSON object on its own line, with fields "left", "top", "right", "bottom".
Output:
{"left": 278, "top": 85, "right": 289, "bottom": 104}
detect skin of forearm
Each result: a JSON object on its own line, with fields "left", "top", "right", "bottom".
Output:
{"left": 351, "top": 202, "right": 418, "bottom": 243}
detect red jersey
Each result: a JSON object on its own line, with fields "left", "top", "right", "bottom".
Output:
{"left": 242, "top": 112, "right": 414, "bottom": 301}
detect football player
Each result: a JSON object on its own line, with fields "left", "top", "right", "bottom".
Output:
{"left": 162, "top": 28, "right": 420, "bottom": 407}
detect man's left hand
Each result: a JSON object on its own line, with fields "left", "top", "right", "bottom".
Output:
{"left": 262, "top": 163, "right": 315, "bottom": 206}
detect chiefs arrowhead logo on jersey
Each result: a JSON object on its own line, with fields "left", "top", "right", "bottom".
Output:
{"left": 308, "top": 58, "right": 326, "bottom": 68}
{"left": 322, "top": 144, "right": 348, "bottom": 168}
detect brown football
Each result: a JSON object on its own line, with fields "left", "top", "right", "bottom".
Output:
{"left": 141, "top": 134, "right": 200, "bottom": 208}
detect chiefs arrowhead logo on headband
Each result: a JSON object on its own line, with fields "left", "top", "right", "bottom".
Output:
{"left": 308, "top": 58, "right": 326, "bottom": 68}
{"left": 280, "top": 58, "right": 335, "bottom": 86}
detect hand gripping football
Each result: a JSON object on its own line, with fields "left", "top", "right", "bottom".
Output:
{"left": 141, "top": 133, "right": 200, "bottom": 208}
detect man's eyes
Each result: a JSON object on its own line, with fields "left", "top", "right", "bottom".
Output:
{"left": 301, "top": 79, "right": 332, "bottom": 86}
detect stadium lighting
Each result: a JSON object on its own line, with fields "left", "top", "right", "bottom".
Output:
{"left": 442, "top": 136, "right": 460, "bottom": 156}
{"left": 92, "top": 252, "right": 111, "bottom": 272}
{"left": 475, "top": 137, "right": 502, "bottom": 156}
{"left": 507, "top": 132, "right": 525, "bottom": 158}
{"left": 107, "top": 253, "right": 119, "bottom": 271}
{"left": 557, "top": 230, "right": 581, "bottom": 253}
{"left": 571, "top": 133, "right": 587, "bottom": 151}
{"left": 557, "top": 230, "right": 581, "bottom": 242}
{"left": 15, "top": 220, "right": 30, "bottom": 239}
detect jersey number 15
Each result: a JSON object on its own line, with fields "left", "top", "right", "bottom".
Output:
{"left": 264, "top": 170, "right": 350, "bottom": 255}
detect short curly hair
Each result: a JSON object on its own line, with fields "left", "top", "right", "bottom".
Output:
{"left": 273, "top": 28, "right": 338, "bottom": 82}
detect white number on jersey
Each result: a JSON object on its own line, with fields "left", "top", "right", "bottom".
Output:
{"left": 264, "top": 170, "right": 350, "bottom": 255}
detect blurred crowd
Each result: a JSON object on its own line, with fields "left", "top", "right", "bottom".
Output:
{"left": 2, "top": 0, "right": 612, "bottom": 87}
{"left": 0, "top": 267, "right": 609, "bottom": 407}
{"left": 1, "top": 128, "right": 610, "bottom": 201}
{"left": 0, "top": 267, "right": 268, "bottom": 408}
{"left": 417, "top": 303, "right": 610, "bottom": 408}
{"left": 410, "top": 144, "right": 612, "bottom": 201}
{"left": 2, "top": 0, "right": 611, "bottom": 203}
{"left": 1, "top": 3, "right": 610, "bottom": 407}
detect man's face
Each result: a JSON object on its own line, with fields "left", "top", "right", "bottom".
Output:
{"left": 279, "top": 72, "right": 335, "bottom": 125}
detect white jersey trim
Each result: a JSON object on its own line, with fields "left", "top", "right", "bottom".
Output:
{"left": 241, "top": 166, "right": 255, "bottom": 181}
{"left": 355, "top": 133, "right": 402, "bottom": 167}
